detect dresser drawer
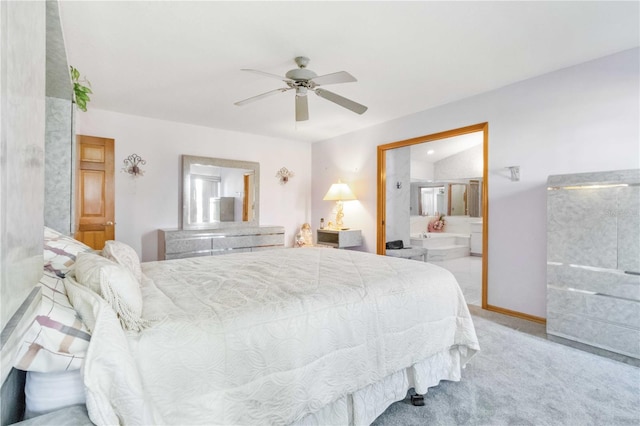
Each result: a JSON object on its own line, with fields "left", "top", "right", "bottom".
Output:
{"left": 210, "top": 247, "right": 252, "bottom": 255}
{"left": 252, "top": 234, "right": 286, "bottom": 248}
{"left": 165, "top": 250, "right": 212, "bottom": 260}
{"left": 166, "top": 237, "right": 212, "bottom": 255}
{"left": 211, "top": 235, "right": 261, "bottom": 250}
{"left": 159, "top": 227, "right": 285, "bottom": 260}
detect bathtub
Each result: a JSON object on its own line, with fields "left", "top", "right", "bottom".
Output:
{"left": 409, "top": 233, "right": 471, "bottom": 261}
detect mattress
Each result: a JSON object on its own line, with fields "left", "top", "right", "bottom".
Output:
{"left": 24, "top": 370, "right": 86, "bottom": 419}
{"left": 73, "top": 247, "right": 479, "bottom": 425}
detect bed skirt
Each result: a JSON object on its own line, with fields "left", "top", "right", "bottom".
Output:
{"left": 295, "top": 346, "right": 467, "bottom": 425}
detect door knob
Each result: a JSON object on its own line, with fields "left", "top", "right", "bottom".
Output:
{"left": 105, "top": 221, "right": 115, "bottom": 226}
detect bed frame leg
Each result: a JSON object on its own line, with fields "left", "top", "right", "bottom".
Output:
{"left": 410, "top": 393, "right": 425, "bottom": 406}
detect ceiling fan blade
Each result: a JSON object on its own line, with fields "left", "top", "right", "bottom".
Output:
{"left": 234, "top": 88, "right": 291, "bottom": 106}
{"left": 310, "top": 71, "right": 357, "bottom": 86}
{"left": 315, "top": 89, "right": 368, "bottom": 115}
{"left": 295, "top": 94, "right": 309, "bottom": 122}
{"left": 241, "top": 69, "right": 293, "bottom": 83}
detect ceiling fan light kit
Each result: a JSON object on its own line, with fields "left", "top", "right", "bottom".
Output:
{"left": 235, "top": 56, "right": 367, "bottom": 122}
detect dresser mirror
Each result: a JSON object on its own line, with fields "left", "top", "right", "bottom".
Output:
{"left": 182, "top": 155, "right": 259, "bottom": 229}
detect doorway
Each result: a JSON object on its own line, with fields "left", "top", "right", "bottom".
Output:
{"left": 376, "top": 123, "right": 488, "bottom": 308}
{"left": 74, "top": 135, "right": 115, "bottom": 250}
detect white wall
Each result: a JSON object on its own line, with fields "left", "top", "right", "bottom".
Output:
{"left": 312, "top": 48, "right": 640, "bottom": 318}
{"left": 0, "top": 0, "right": 46, "bottom": 331}
{"left": 76, "top": 109, "right": 311, "bottom": 261}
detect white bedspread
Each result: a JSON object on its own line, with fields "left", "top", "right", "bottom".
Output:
{"left": 79, "top": 248, "right": 479, "bottom": 425}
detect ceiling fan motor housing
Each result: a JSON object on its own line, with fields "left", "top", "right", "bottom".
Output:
{"left": 285, "top": 68, "right": 317, "bottom": 82}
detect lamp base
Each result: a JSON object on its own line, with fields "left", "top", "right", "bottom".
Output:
{"left": 335, "top": 200, "right": 344, "bottom": 230}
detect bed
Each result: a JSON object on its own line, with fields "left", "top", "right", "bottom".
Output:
{"left": 8, "top": 228, "right": 480, "bottom": 425}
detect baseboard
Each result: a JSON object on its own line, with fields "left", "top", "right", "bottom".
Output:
{"left": 485, "top": 304, "right": 546, "bottom": 324}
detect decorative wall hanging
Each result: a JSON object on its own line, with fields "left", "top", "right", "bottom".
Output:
{"left": 276, "top": 167, "right": 294, "bottom": 184}
{"left": 505, "top": 166, "right": 520, "bottom": 182}
{"left": 122, "top": 154, "right": 146, "bottom": 177}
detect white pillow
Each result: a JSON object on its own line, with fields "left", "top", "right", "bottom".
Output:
{"left": 44, "top": 226, "right": 94, "bottom": 275}
{"left": 102, "top": 240, "right": 142, "bottom": 283}
{"left": 74, "top": 252, "right": 147, "bottom": 331}
{"left": 13, "top": 271, "right": 91, "bottom": 373}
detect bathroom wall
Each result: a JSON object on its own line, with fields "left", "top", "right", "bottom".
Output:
{"left": 434, "top": 143, "right": 482, "bottom": 180}
{"left": 410, "top": 158, "right": 434, "bottom": 180}
{"left": 385, "top": 147, "right": 410, "bottom": 246}
{"left": 410, "top": 214, "right": 478, "bottom": 235}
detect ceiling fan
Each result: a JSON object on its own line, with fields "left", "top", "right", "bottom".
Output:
{"left": 234, "top": 56, "right": 368, "bottom": 122}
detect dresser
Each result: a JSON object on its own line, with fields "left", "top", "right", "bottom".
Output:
{"left": 546, "top": 169, "right": 639, "bottom": 359}
{"left": 159, "top": 226, "right": 285, "bottom": 260}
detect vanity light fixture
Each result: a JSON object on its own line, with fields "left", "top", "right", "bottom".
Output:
{"left": 276, "top": 167, "right": 294, "bottom": 184}
{"left": 122, "top": 154, "right": 146, "bottom": 177}
{"left": 323, "top": 180, "right": 357, "bottom": 230}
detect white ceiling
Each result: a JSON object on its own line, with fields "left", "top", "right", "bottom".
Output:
{"left": 58, "top": 1, "right": 639, "bottom": 144}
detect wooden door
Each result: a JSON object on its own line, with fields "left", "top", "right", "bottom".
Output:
{"left": 75, "top": 135, "right": 115, "bottom": 250}
{"left": 243, "top": 174, "right": 249, "bottom": 221}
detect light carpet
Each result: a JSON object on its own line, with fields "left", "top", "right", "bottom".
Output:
{"left": 372, "top": 316, "right": 640, "bottom": 425}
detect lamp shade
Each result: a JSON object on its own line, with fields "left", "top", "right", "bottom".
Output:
{"left": 323, "top": 181, "right": 356, "bottom": 201}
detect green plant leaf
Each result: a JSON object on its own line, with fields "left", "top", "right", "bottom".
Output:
{"left": 70, "top": 66, "right": 92, "bottom": 111}
{"left": 76, "top": 98, "right": 87, "bottom": 112}
{"left": 70, "top": 66, "right": 80, "bottom": 81}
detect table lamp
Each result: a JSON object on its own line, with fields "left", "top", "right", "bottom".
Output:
{"left": 323, "top": 180, "right": 356, "bottom": 230}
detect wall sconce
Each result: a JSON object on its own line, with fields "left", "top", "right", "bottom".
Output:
{"left": 276, "top": 167, "right": 294, "bottom": 184}
{"left": 323, "top": 180, "right": 357, "bottom": 230}
{"left": 505, "top": 166, "right": 520, "bottom": 182}
{"left": 396, "top": 181, "right": 402, "bottom": 189}
{"left": 122, "top": 154, "right": 146, "bottom": 177}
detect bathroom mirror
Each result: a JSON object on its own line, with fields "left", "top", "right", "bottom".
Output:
{"left": 448, "top": 179, "right": 482, "bottom": 217}
{"left": 182, "top": 155, "right": 259, "bottom": 229}
{"left": 413, "top": 179, "right": 482, "bottom": 218}
{"left": 418, "top": 186, "right": 445, "bottom": 216}
{"left": 449, "top": 183, "right": 467, "bottom": 216}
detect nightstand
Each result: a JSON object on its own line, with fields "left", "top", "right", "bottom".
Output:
{"left": 316, "top": 229, "right": 362, "bottom": 249}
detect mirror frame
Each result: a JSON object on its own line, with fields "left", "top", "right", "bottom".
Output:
{"left": 181, "top": 155, "right": 260, "bottom": 229}
{"left": 376, "top": 122, "right": 488, "bottom": 309}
